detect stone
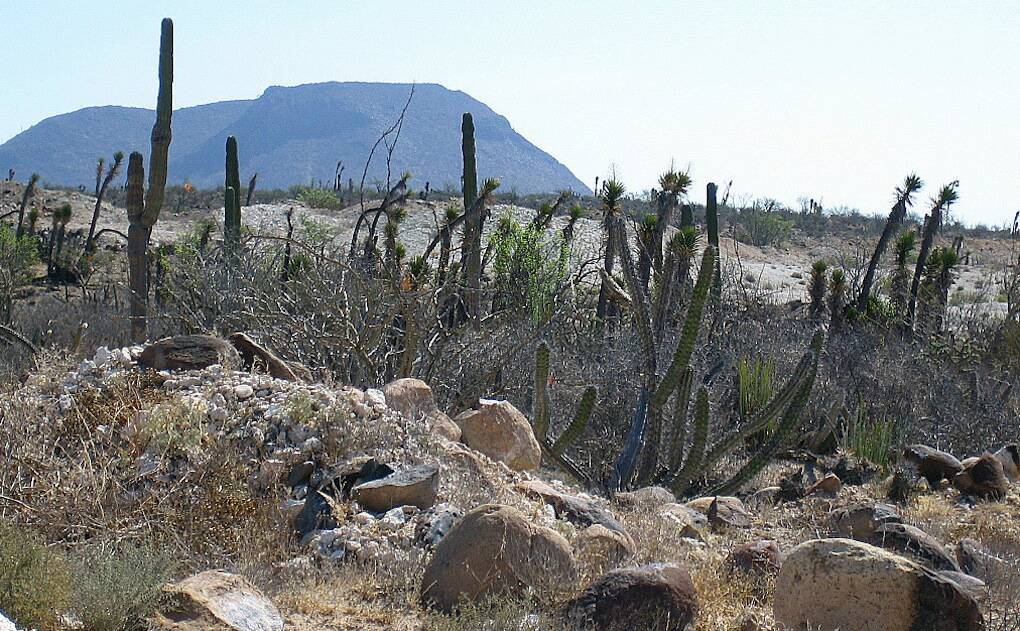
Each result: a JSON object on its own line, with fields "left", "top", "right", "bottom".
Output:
{"left": 286, "top": 461, "right": 315, "bottom": 488}
{"left": 614, "top": 486, "right": 675, "bottom": 507}
{"left": 227, "top": 332, "right": 300, "bottom": 381}
{"left": 954, "top": 453, "right": 1010, "bottom": 499}
{"left": 414, "top": 504, "right": 463, "bottom": 548}
{"left": 686, "top": 496, "right": 751, "bottom": 528}
{"left": 726, "top": 539, "right": 784, "bottom": 577}
{"left": 565, "top": 563, "right": 698, "bottom": 631}
{"left": 956, "top": 538, "right": 1011, "bottom": 584}
{"left": 155, "top": 570, "right": 283, "bottom": 631}
{"left": 805, "top": 473, "right": 842, "bottom": 497}
{"left": 939, "top": 571, "right": 988, "bottom": 603}
{"left": 382, "top": 378, "right": 439, "bottom": 421}
{"left": 830, "top": 502, "right": 902, "bottom": 540}
{"left": 993, "top": 444, "right": 1020, "bottom": 480}
{"left": 352, "top": 464, "right": 439, "bottom": 512}
{"left": 233, "top": 384, "right": 254, "bottom": 400}
{"left": 868, "top": 523, "right": 960, "bottom": 572}
{"left": 774, "top": 538, "right": 982, "bottom": 631}
{"left": 420, "top": 504, "right": 576, "bottom": 612}
{"left": 903, "top": 444, "right": 964, "bottom": 489}
{"left": 575, "top": 524, "right": 636, "bottom": 574}
{"left": 454, "top": 399, "right": 542, "bottom": 471}
{"left": 138, "top": 335, "right": 239, "bottom": 372}
{"left": 0, "top": 611, "right": 15, "bottom": 631}
{"left": 427, "top": 411, "right": 462, "bottom": 442}
{"left": 517, "top": 480, "right": 628, "bottom": 535}
{"left": 659, "top": 503, "right": 708, "bottom": 539}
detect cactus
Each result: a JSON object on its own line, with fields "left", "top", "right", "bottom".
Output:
{"left": 668, "top": 386, "right": 709, "bottom": 495}
{"left": 856, "top": 174, "right": 923, "bottom": 311}
{"left": 461, "top": 113, "right": 483, "bottom": 322}
{"left": 127, "top": 18, "right": 173, "bottom": 343}
{"left": 15, "top": 173, "right": 40, "bottom": 240}
{"left": 666, "top": 366, "right": 695, "bottom": 470}
{"left": 829, "top": 269, "right": 847, "bottom": 332}
{"left": 705, "top": 182, "right": 721, "bottom": 302}
{"left": 224, "top": 136, "right": 242, "bottom": 247}
{"left": 551, "top": 386, "right": 597, "bottom": 456}
{"left": 533, "top": 341, "right": 551, "bottom": 441}
{"left": 808, "top": 261, "right": 828, "bottom": 321}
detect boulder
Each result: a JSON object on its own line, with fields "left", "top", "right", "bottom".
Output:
{"left": 0, "top": 611, "right": 15, "bottom": 631}
{"left": 939, "top": 571, "right": 988, "bottom": 603}
{"left": 686, "top": 496, "right": 751, "bottom": 528}
{"left": 726, "top": 540, "right": 784, "bottom": 577}
{"left": 454, "top": 399, "right": 542, "bottom": 471}
{"left": 830, "top": 502, "right": 902, "bottom": 539}
{"left": 903, "top": 444, "right": 964, "bottom": 488}
{"left": 420, "top": 504, "right": 576, "bottom": 612}
{"left": 381, "top": 378, "right": 462, "bottom": 441}
{"left": 774, "top": 538, "right": 983, "bottom": 631}
{"left": 517, "top": 480, "right": 628, "bottom": 535}
{"left": 615, "top": 486, "right": 675, "bottom": 508}
{"left": 993, "top": 443, "right": 1020, "bottom": 480}
{"left": 805, "top": 473, "right": 842, "bottom": 497}
{"left": 658, "top": 504, "right": 708, "bottom": 540}
{"left": 226, "top": 332, "right": 299, "bottom": 381}
{"left": 155, "top": 570, "right": 283, "bottom": 631}
{"left": 956, "top": 538, "right": 1011, "bottom": 584}
{"left": 575, "top": 524, "right": 636, "bottom": 574}
{"left": 138, "top": 335, "right": 239, "bottom": 372}
{"left": 353, "top": 464, "right": 439, "bottom": 512}
{"left": 867, "top": 522, "right": 960, "bottom": 572}
{"left": 954, "top": 453, "right": 1010, "bottom": 499}
{"left": 565, "top": 563, "right": 698, "bottom": 631}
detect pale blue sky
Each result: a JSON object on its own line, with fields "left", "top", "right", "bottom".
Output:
{"left": 1, "top": 1, "right": 1018, "bottom": 225}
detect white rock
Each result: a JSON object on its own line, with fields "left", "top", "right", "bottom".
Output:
{"left": 93, "top": 346, "right": 112, "bottom": 368}
{"left": 58, "top": 394, "right": 73, "bottom": 411}
{"left": 365, "top": 388, "right": 386, "bottom": 407}
{"left": 234, "top": 384, "right": 254, "bottom": 400}
{"left": 354, "top": 512, "right": 374, "bottom": 525}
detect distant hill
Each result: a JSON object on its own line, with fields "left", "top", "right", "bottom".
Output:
{"left": 0, "top": 82, "right": 589, "bottom": 194}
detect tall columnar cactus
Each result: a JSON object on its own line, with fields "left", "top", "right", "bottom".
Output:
{"left": 706, "top": 183, "right": 721, "bottom": 300}
{"left": 533, "top": 341, "right": 552, "bottom": 441}
{"left": 127, "top": 17, "right": 173, "bottom": 343}
{"left": 461, "top": 113, "right": 483, "bottom": 322}
{"left": 224, "top": 136, "right": 242, "bottom": 247}
{"left": 15, "top": 173, "right": 40, "bottom": 240}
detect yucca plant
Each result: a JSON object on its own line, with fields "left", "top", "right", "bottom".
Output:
{"left": 86, "top": 152, "right": 124, "bottom": 253}
{"left": 857, "top": 174, "right": 923, "bottom": 310}
{"left": 14, "top": 173, "right": 40, "bottom": 240}
{"left": 890, "top": 230, "right": 917, "bottom": 316}
{"left": 842, "top": 406, "right": 900, "bottom": 472}
{"left": 908, "top": 181, "right": 959, "bottom": 329}
{"left": 808, "top": 261, "right": 828, "bottom": 321}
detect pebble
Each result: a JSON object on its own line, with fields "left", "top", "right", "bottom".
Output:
{"left": 234, "top": 384, "right": 254, "bottom": 400}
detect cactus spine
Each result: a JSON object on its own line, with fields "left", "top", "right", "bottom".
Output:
{"left": 224, "top": 136, "right": 242, "bottom": 247}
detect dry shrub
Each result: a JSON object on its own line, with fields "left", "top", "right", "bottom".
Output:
{"left": 71, "top": 542, "right": 175, "bottom": 631}
{"left": 0, "top": 521, "right": 72, "bottom": 631}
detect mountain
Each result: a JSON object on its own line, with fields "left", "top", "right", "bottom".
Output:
{"left": 0, "top": 82, "right": 589, "bottom": 194}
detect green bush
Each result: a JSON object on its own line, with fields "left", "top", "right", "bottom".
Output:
{"left": 0, "top": 226, "right": 39, "bottom": 323}
{"left": 0, "top": 521, "right": 72, "bottom": 631}
{"left": 296, "top": 187, "right": 344, "bottom": 210}
{"left": 489, "top": 213, "right": 568, "bottom": 325}
{"left": 737, "top": 205, "right": 793, "bottom": 247}
{"left": 841, "top": 407, "right": 901, "bottom": 471}
{"left": 72, "top": 543, "right": 175, "bottom": 631}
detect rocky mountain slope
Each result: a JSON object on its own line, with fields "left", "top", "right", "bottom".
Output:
{"left": 0, "top": 82, "right": 589, "bottom": 194}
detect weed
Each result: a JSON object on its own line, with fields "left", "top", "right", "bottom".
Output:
{"left": 0, "top": 521, "right": 72, "bottom": 631}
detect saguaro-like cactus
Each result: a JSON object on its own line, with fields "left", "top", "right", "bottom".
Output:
{"left": 127, "top": 17, "right": 173, "bottom": 343}
{"left": 461, "top": 113, "right": 483, "bottom": 322}
{"left": 705, "top": 182, "right": 722, "bottom": 303}
{"left": 15, "top": 173, "right": 40, "bottom": 239}
{"left": 224, "top": 136, "right": 242, "bottom": 247}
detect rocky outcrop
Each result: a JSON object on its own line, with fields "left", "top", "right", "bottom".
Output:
{"left": 352, "top": 464, "right": 440, "bottom": 512}
{"left": 155, "top": 570, "right": 283, "bottom": 631}
{"left": 774, "top": 538, "right": 983, "bottom": 631}
{"left": 867, "top": 522, "right": 960, "bottom": 572}
{"left": 420, "top": 504, "right": 576, "bottom": 612}
{"left": 954, "top": 453, "right": 1010, "bottom": 499}
{"left": 903, "top": 444, "right": 964, "bottom": 488}
{"left": 516, "top": 480, "right": 629, "bottom": 535}
{"left": 227, "top": 332, "right": 300, "bottom": 381}
{"left": 139, "top": 335, "right": 240, "bottom": 372}
{"left": 686, "top": 496, "right": 751, "bottom": 528}
{"left": 614, "top": 486, "right": 675, "bottom": 507}
{"left": 565, "top": 563, "right": 698, "bottom": 631}
{"left": 454, "top": 400, "right": 542, "bottom": 471}
{"left": 382, "top": 378, "right": 461, "bottom": 441}
{"left": 830, "top": 502, "right": 902, "bottom": 540}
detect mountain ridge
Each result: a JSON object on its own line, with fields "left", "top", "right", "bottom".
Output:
{"left": 0, "top": 82, "right": 588, "bottom": 194}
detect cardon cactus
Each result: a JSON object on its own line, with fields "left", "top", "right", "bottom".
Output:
{"left": 224, "top": 136, "right": 242, "bottom": 246}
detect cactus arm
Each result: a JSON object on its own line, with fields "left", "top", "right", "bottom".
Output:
{"left": 551, "top": 386, "right": 597, "bottom": 456}
{"left": 669, "top": 386, "right": 710, "bottom": 496}
{"left": 667, "top": 366, "right": 695, "bottom": 471}
{"left": 533, "top": 342, "right": 551, "bottom": 442}
{"left": 709, "top": 331, "right": 824, "bottom": 495}
{"left": 611, "top": 388, "right": 649, "bottom": 491}
{"left": 142, "top": 18, "right": 173, "bottom": 228}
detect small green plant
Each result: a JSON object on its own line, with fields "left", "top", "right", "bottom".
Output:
{"left": 297, "top": 187, "right": 344, "bottom": 210}
{"left": 841, "top": 406, "right": 900, "bottom": 471}
{"left": 71, "top": 542, "right": 175, "bottom": 631}
{"left": 144, "top": 399, "right": 208, "bottom": 457}
{"left": 737, "top": 200, "right": 793, "bottom": 247}
{"left": 490, "top": 212, "right": 568, "bottom": 324}
{"left": 737, "top": 357, "right": 776, "bottom": 421}
{"left": 0, "top": 226, "right": 39, "bottom": 323}
{"left": 0, "top": 521, "right": 72, "bottom": 630}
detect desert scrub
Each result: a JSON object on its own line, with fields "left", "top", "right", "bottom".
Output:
{"left": 0, "top": 521, "right": 72, "bottom": 630}
{"left": 296, "top": 187, "right": 344, "bottom": 210}
{"left": 71, "top": 542, "right": 175, "bottom": 631}
{"left": 841, "top": 407, "right": 900, "bottom": 471}
{"left": 424, "top": 593, "right": 563, "bottom": 631}
{"left": 142, "top": 398, "right": 209, "bottom": 457}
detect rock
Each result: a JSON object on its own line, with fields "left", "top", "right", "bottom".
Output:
{"left": 830, "top": 502, "right": 902, "bottom": 539}
{"left": 575, "top": 524, "right": 636, "bottom": 574}
{"left": 286, "top": 461, "right": 315, "bottom": 488}
{"left": 353, "top": 464, "right": 439, "bottom": 512}
{"left": 517, "top": 480, "right": 628, "bottom": 535}
{"left": 565, "top": 563, "right": 698, "bottom": 631}
{"left": 903, "top": 444, "right": 964, "bottom": 488}
{"left": 383, "top": 378, "right": 437, "bottom": 421}
{"left": 774, "top": 538, "right": 983, "bottom": 631}
{"left": 139, "top": 335, "right": 240, "bottom": 372}
{"left": 454, "top": 399, "right": 542, "bottom": 471}
{"left": 829, "top": 454, "right": 881, "bottom": 486}
{"left": 659, "top": 503, "right": 708, "bottom": 539}
{"left": 939, "top": 571, "right": 988, "bottom": 603}
{"left": 614, "top": 486, "right": 675, "bottom": 507}
{"left": 993, "top": 443, "right": 1020, "bottom": 480}
{"left": 954, "top": 453, "right": 1010, "bottom": 499}
{"left": 420, "top": 504, "right": 576, "bottom": 612}
{"left": 956, "top": 538, "right": 1011, "bottom": 584}
{"left": 415, "top": 504, "right": 464, "bottom": 548}
{"left": 156, "top": 570, "right": 283, "bottom": 631}
{"left": 805, "top": 473, "right": 842, "bottom": 497}
{"left": 227, "top": 332, "right": 300, "bottom": 381}
{"left": 0, "top": 611, "right": 15, "bottom": 631}
{"left": 233, "top": 384, "right": 254, "bottom": 400}
{"left": 427, "top": 411, "right": 462, "bottom": 442}
{"left": 726, "top": 540, "right": 784, "bottom": 577}
{"left": 686, "top": 496, "right": 751, "bottom": 528}
{"left": 868, "top": 523, "right": 961, "bottom": 572}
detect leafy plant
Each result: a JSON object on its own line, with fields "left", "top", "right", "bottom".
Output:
{"left": 841, "top": 407, "right": 900, "bottom": 471}
{"left": 490, "top": 212, "right": 568, "bottom": 324}
{"left": 0, "top": 521, "right": 72, "bottom": 630}
{"left": 737, "top": 200, "right": 793, "bottom": 247}
{"left": 72, "top": 542, "right": 175, "bottom": 631}
{"left": 297, "top": 187, "right": 344, "bottom": 210}
{"left": 0, "top": 227, "right": 38, "bottom": 323}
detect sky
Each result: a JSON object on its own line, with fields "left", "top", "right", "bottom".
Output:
{"left": 1, "top": 1, "right": 1018, "bottom": 226}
